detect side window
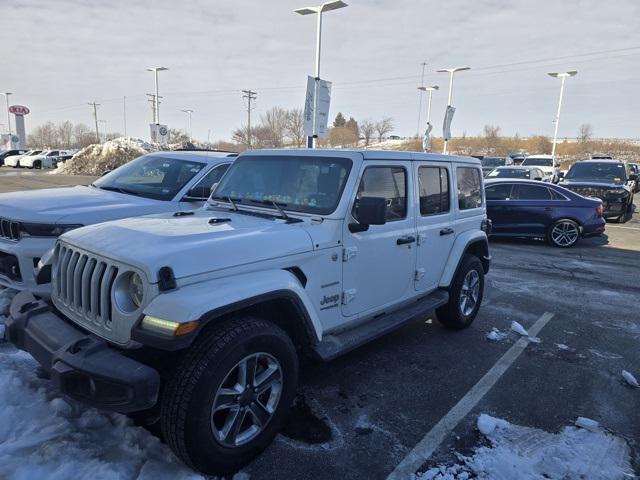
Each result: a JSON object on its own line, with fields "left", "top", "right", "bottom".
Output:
{"left": 485, "top": 184, "right": 513, "bottom": 200}
{"left": 189, "top": 164, "right": 230, "bottom": 199}
{"left": 515, "top": 185, "right": 552, "bottom": 200}
{"left": 418, "top": 166, "right": 450, "bottom": 215}
{"left": 456, "top": 167, "right": 482, "bottom": 210}
{"left": 353, "top": 166, "right": 407, "bottom": 222}
{"left": 549, "top": 188, "right": 568, "bottom": 200}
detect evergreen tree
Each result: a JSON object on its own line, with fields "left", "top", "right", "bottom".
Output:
{"left": 333, "top": 112, "right": 346, "bottom": 128}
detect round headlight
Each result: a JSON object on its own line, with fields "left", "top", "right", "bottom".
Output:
{"left": 128, "top": 273, "right": 144, "bottom": 308}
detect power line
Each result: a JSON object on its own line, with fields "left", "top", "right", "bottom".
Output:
{"left": 242, "top": 89, "right": 257, "bottom": 149}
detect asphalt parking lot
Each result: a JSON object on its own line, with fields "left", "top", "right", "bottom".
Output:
{"left": 1, "top": 170, "right": 638, "bottom": 478}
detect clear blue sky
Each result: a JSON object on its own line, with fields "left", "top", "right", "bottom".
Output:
{"left": 1, "top": 0, "right": 639, "bottom": 142}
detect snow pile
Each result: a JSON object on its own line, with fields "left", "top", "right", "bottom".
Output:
{"left": 53, "top": 138, "right": 154, "bottom": 176}
{"left": 621, "top": 370, "right": 639, "bottom": 388}
{"left": 0, "top": 287, "right": 15, "bottom": 338}
{"left": 486, "top": 328, "right": 508, "bottom": 342}
{"left": 416, "top": 414, "right": 633, "bottom": 480}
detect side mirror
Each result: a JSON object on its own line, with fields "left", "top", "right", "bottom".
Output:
{"left": 349, "top": 197, "right": 387, "bottom": 233}
{"left": 629, "top": 173, "right": 638, "bottom": 181}
{"left": 101, "top": 170, "right": 112, "bottom": 177}
{"left": 558, "top": 172, "right": 565, "bottom": 179}
{"left": 534, "top": 177, "right": 542, "bottom": 181}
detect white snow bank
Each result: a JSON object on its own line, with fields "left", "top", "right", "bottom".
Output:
{"left": 417, "top": 414, "right": 633, "bottom": 480}
{"left": 486, "top": 328, "right": 508, "bottom": 342}
{"left": 0, "top": 287, "right": 207, "bottom": 479}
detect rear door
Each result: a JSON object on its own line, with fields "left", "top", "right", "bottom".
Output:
{"left": 414, "top": 162, "right": 455, "bottom": 292}
{"left": 510, "top": 184, "right": 554, "bottom": 235}
{"left": 341, "top": 161, "right": 417, "bottom": 317}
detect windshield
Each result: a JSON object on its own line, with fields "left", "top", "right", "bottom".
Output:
{"left": 565, "top": 162, "right": 627, "bottom": 182}
{"left": 481, "top": 157, "right": 505, "bottom": 167}
{"left": 522, "top": 158, "right": 553, "bottom": 167}
{"left": 93, "top": 155, "right": 206, "bottom": 201}
{"left": 27, "top": 150, "right": 42, "bottom": 156}
{"left": 213, "top": 155, "right": 352, "bottom": 215}
{"left": 487, "top": 168, "right": 530, "bottom": 179}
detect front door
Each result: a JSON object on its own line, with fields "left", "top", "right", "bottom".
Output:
{"left": 414, "top": 162, "right": 456, "bottom": 292}
{"left": 485, "top": 183, "right": 516, "bottom": 234}
{"left": 342, "top": 161, "right": 417, "bottom": 317}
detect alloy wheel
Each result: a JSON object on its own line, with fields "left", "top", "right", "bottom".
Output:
{"left": 459, "top": 269, "right": 480, "bottom": 316}
{"left": 211, "top": 352, "right": 283, "bottom": 448}
{"left": 551, "top": 221, "right": 579, "bottom": 247}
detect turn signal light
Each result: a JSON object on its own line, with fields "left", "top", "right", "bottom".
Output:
{"left": 141, "top": 316, "right": 200, "bottom": 336}
{"left": 595, "top": 205, "right": 603, "bottom": 217}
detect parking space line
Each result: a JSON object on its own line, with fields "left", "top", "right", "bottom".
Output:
{"left": 387, "top": 311, "right": 554, "bottom": 479}
{"left": 604, "top": 225, "right": 640, "bottom": 231}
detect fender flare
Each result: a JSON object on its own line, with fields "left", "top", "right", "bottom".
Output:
{"left": 142, "top": 269, "right": 322, "bottom": 343}
{"left": 438, "top": 231, "right": 490, "bottom": 288}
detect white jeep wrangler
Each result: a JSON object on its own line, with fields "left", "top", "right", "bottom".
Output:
{"left": 6, "top": 149, "right": 490, "bottom": 475}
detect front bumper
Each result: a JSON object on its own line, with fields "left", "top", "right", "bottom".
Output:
{"left": 602, "top": 201, "right": 627, "bottom": 218}
{"left": 5, "top": 291, "right": 160, "bottom": 413}
{"left": 0, "top": 237, "right": 55, "bottom": 297}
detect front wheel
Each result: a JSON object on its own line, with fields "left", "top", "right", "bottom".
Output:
{"left": 437, "top": 254, "right": 485, "bottom": 329}
{"left": 160, "top": 316, "right": 298, "bottom": 475}
{"left": 548, "top": 219, "right": 580, "bottom": 247}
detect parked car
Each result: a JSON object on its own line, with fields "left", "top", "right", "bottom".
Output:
{"left": 481, "top": 156, "right": 513, "bottom": 176}
{"left": 4, "top": 150, "right": 43, "bottom": 168}
{"left": 628, "top": 163, "right": 640, "bottom": 193}
{"left": 17, "top": 149, "right": 71, "bottom": 169}
{"left": 559, "top": 159, "right": 635, "bottom": 222}
{"left": 521, "top": 154, "right": 560, "bottom": 182}
{"left": 486, "top": 166, "right": 547, "bottom": 181}
{"left": 485, "top": 179, "right": 605, "bottom": 247}
{"left": 509, "top": 151, "right": 529, "bottom": 165}
{"left": 6, "top": 149, "right": 491, "bottom": 475}
{"left": 52, "top": 153, "right": 75, "bottom": 168}
{"left": 0, "top": 149, "right": 28, "bottom": 166}
{"left": 0, "top": 150, "right": 235, "bottom": 296}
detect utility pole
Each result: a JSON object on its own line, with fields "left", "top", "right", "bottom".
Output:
{"left": 416, "top": 62, "right": 427, "bottom": 137}
{"left": 88, "top": 102, "right": 100, "bottom": 144}
{"left": 123, "top": 96, "right": 127, "bottom": 137}
{"left": 1, "top": 93, "right": 12, "bottom": 135}
{"left": 242, "top": 89, "right": 257, "bottom": 149}
{"left": 181, "top": 109, "right": 194, "bottom": 140}
{"left": 146, "top": 67, "right": 168, "bottom": 124}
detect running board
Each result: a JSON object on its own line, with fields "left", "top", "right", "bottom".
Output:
{"left": 312, "top": 289, "right": 449, "bottom": 361}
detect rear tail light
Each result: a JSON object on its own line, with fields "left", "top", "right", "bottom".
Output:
{"left": 595, "top": 205, "right": 603, "bottom": 217}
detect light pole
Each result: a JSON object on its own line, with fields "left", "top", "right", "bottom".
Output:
{"left": 437, "top": 67, "right": 470, "bottom": 154}
{"left": 294, "top": 0, "right": 348, "bottom": 148}
{"left": 548, "top": 71, "right": 577, "bottom": 159}
{"left": 1, "top": 92, "right": 12, "bottom": 135}
{"left": 416, "top": 62, "right": 428, "bottom": 137}
{"left": 417, "top": 85, "right": 439, "bottom": 127}
{"left": 181, "top": 109, "right": 194, "bottom": 140}
{"left": 146, "top": 67, "right": 168, "bottom": 124}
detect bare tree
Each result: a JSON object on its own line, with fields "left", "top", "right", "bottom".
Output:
{"left": 483, "top": 124, "right": 501, "bottom": 154}
{"left": 73, "top": 123, "right": 95, "bottom": 149}
{"left": 261, "top": 107, "right": 288, "bottom": 147}
{"left": 232, "top": 125, "right": 250, "bottom": 149}
{"left": 360, "top": 119, "right": 375, "bottom": 147}
{"left": 375, "top": 117, "right": 394, "bottom": 143}
{"left": 578, "top": 123, "right": 593, "bottom": 143}
{"left": 285, "top": 109, "right": 305, "bottom": 147}
{"left": 329, "top": 126, "right": 358, "bottom": 147}
{"left": 57, "top": 121, "right": 74, "bottom": 148}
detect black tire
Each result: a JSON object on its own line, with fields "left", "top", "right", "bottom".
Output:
{"left": 33, "top": 161, "right": 41, "bottom": 170}
{"left": 437, "top": 254, "right": 484, "bottom": 329}
{"left": 160, "top": 316, "right": 298, "bottom": 475}
{"left": 547, "top": 218, "right": 580, "bottom": 248}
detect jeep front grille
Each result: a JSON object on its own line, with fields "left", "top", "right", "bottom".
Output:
{"left": 53, "top": 243, "right": 119, "bottom": 330}
{"left": 0, "top": 218, "right": 20, "bottom": 242}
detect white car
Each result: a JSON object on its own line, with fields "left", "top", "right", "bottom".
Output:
{"left": 6, "top": 148, "right": 490, "bottom": 475}
{"left": 521, "top": 154, "right": 560, "bottom": 182}
{"left": 19, "top": 149, "right": 71, "bottom": 169}
{"left": 0, "top": 150, "right": 235, "bottom": 296}
{"left": 4, "top": 150, "right": 43, "bottom": 168}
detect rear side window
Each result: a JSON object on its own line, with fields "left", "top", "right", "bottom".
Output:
{"left": 196, "top": 164, "right": 230, "bottom": 191}
{"left": 354, "top": 166, "right": 407, "bottom": 221}
{"left": 485, "top": 184, "right": 513, "bottom": 200}
{"left": 515, "top": 184, "right": 552, "bottom": 200}
{"left": 456, "top": 167, "right": 482, "bottom": 210}
{"left": 418, "top": 166, "right": 450, "bottom": 215}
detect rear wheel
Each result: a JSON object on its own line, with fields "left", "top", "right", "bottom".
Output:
{"left": 160, "top": 316, "right": 298, "bottom": 475}
{"left": 33, "top": 161, "right": 41, "bottom": 170}
{"left": 548, "top": 219, "right": 580, "bottom": 247}
{"left": 437, "top": 254, "right": 484, "bottom": 329}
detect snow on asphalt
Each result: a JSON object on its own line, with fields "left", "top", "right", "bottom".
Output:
{"left": 416, "top": 414, "right": 633, "bottom": 480}
{"left": 0, "top": 287, "right": 206, "bottom": 480}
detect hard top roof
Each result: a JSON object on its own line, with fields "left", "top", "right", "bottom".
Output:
{"left": 146, "top": 150, "right": 237, "bottom": 163}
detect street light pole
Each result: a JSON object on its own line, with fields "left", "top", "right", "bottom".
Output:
{"left": 1, "top": 92, "right": 12, "bottom": 135}
{"left": 437, "top": 67, "right": 470, "bottom": 154}
{"left": 146, "top": 67, "right": 168, "bottom": 124}
{"left": 418, "top": 85, "right": 438, "bottom": 152}
{"left": 181, "top": 109, "right": 194, "bottom": 140}
{"left": 548, "top": 71, "right": 577, "bottom": 159}
{"left": 294, "top": 1, "right": 348, "bottom": 149}
{"left": 416, "top": 62, "right": 428, "bottom": 137}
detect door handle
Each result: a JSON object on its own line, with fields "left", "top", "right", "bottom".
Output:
{"left": 396, "top": 236, "right": 416, "bottom": 245}
{"left": 440, "top": 228, "right": 454, "bottom": 236}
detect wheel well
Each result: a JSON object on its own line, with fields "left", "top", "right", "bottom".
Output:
{"left": 464, "top": 240, "right": 490, "bottom": 274}
{"left": 200, "top": 293, "right": 317, "bottom": 350}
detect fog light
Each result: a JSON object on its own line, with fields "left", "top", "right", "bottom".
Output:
{"left": 141, "top": 316, "right": 199, "bottom": 336}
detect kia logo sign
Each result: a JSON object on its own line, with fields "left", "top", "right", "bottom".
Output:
{"left": 9, "top": 105, "right": 30, "bottom": 116}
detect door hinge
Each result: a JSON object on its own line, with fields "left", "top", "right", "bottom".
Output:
{"left": 342, "top": 247, "right": 358, "bottom": 262}
{"left": 342, "top": 289, "right": 357, "bottom": 305}
{"left": 415, "top": 268, "right": 425, "bottom": 281}
{"left": 417, "top": 233, "right": 427, "bottom": 246}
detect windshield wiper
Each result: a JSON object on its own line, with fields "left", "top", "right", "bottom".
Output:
{"left": 210, "top": 195, "right": 243, "bottom": 210}
{"left": 248, "top": 199, "right": 303, "bottom": 223}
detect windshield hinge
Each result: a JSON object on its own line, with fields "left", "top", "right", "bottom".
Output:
{"left": 342, "top": 247, "right": 358, "bottom": 262}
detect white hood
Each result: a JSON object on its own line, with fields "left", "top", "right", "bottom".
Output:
{"left": 61, "top": 210, "right": 315, "bottom": 282}
{"left": 0, "top": 185, "right": 173, "bottom": 225}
